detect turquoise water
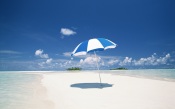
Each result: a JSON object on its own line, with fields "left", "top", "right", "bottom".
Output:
{"left": 0, "top": 72, "right": 53, "bottom": 109}
{"left": 108, "top": 69, "right": 175, "bottom": 81}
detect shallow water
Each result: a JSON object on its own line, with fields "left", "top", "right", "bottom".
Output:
{"left": 106, "top": 69, "right": 175, "bottom": 81}
{"left": 0, "top": 72, "right": 54, "bottom": 109}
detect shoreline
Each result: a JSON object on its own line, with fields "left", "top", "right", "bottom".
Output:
{"left": 1, "top": 69, "right": 174, "bottom": 82}
{"left": 41, "top": 70, "right": 175, "bottom": 82}
{"left": 41, "top": 71, "right": 175, "bottom": 109}
{"left": 27, "top": 74, "right": 55, "bottom": 109}
{"left": 0, "top": 73, "right": 55, "bottom": 109}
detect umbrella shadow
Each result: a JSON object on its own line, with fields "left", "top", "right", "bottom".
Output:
{"left": 70, "top": 83, "right": 113, "bottom": 89}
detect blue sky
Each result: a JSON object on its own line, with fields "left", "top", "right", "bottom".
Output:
{"left": 0, "top": 0, "right": 175, "bottom": 70}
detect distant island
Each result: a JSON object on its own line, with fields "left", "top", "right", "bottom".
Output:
{"left": 110, "top": 67, "right": 128, "bottom": 70}
{"left": 66, "top": 67, "right": 82, "bottom": 71}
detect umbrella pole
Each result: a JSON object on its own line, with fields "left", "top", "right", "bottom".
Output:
{"left": 94, "top": 51, "right": 102, "bottom": 84}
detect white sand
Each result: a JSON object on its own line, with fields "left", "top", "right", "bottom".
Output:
{"left": 41, "top": 71, "right": 175, "bottom": 109}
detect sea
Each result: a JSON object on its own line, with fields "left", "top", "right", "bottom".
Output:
{"left": 107, "top": 69, "right": 175, "bottom": 81}
{"left": 0, "top": 71, "right": 54, "bottom": 109}
{"left": 0, "top": 69, "right": 175, "bottom": 109}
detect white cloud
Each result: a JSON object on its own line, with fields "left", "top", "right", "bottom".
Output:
{"left": 119, "top": 57, "right": 132, "bottom": 66}
{"left": 40, "top": 54, "right": 49, "bottom": 58}
{"left": 38, "top": 62, "right": 45, "bottom": 67}
{"left": 108, "top": 59, "right": 119, "bottom": 65}
{"left": 34, "top": 51, "right": 173, "bottom": 70}
{"left": 35, "top": 49, "right": 43, "bottom": 55}
{"left": 63, "top": 60, "right": 72, "bottom": 66}
{"left": 80, "top": 59, "right": 84, "bottom": 64}
{"left": 38, "top": 58, "right": 53, "bottom": 68}
{"left": 35, "top": 49, "right": 53, "bottom": 68}
{"left": 35, "top": 49, "right": 49, "bottom": 58}
{"left": 63, "top": 52, "right": 72, "bottom": 57}
{"left": 105, "top": 53, "right": 172, "bottom": 67}
{"left": 133, "top": 53, "right": 171, "bottom": 66}
{"left": 55, "top": 58, "right": 77, "bottom": 68}
{"left": 60, "top": 28, "right": 76, "bottom": 36}
{"left": 46, "top": 58, "right": 53, "bottom": 64}
{"left": 78, "top": 56, "right": 105, "bottom": 69}
{"left": 80, "top": 56, "right": 101, "bottom": 65}
{"left": 157, "top": 53, "right": 170, "bottom": 64}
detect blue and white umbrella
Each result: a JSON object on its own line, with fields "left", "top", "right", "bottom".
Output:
{"left": 71, "top": 38, "right": 117, "bottom": 84}
{"left": 71, "top": 38, "right": 117, "bottom": 56}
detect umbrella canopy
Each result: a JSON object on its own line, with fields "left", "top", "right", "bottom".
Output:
{"left": 71, "top": 38, "right": 117, "bottom": 56}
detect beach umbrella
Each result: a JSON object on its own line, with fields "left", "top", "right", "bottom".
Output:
{"left": 71, "top": 38, "right": 117, "bottom": 84}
